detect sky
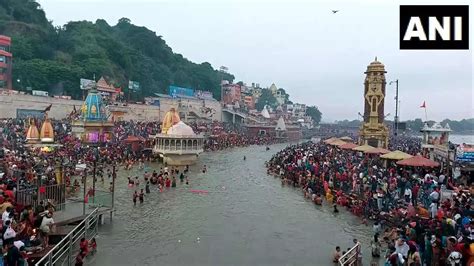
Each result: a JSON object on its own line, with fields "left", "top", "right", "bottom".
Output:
{"left": 38, "top": 0, "right": 473, "bottom": 122}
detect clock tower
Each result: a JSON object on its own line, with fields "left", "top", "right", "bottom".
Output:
{"left": 359, "top": 57, "right": 389, "bottom": 148}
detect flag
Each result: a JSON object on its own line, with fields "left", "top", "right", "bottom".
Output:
{"left": 42, "top": 104, "right": 52, "bottom": 113}
{"left": 420, "top": 101, "right": 426, "bottom": 108}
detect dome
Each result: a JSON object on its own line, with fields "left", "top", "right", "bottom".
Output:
{"left": 40, "top": 118, "right": 54, "bottom": 143}
{"left": 366, "top": 57, "right": 386, "bottom": 73}
{"left": 26, "top": 119, "right": 40, "bottom": 143}
{"left": 81, "top": 88, "right": 107, "bottom": 121}
{"left": 167, "top": 121, "right": 195, "bottom": 136}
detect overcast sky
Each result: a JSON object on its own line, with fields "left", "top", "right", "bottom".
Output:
{"left": 38, "top": 0, "right": 472, "bottom": 122}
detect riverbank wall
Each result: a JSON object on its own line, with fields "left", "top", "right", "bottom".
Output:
{"left": 0, "top": 94, "right": 222, "bottom": 122}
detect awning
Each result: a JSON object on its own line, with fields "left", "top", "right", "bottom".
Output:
{"left": 364, "top": 147, "right": 391, "bottom": 155}
{"left": 380, "top": 150, "right": 413, "bottom": 160}
{"left": 352, "top": 144, "right": 375, "bottom": 152}
{"left": 396, "top": 155, "right": 440, "bottom": 167}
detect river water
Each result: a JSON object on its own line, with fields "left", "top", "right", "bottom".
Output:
{"left": 91, "top": 143, "right": 375, "bottom": 266}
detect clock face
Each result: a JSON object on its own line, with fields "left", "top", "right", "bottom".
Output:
{"left": 371, "top": 86, "right": 377, "bottom": 92}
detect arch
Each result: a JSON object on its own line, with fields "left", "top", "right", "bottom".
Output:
{"left": 183, "top": 139, "right": 187, "bottom": 150}
{"left": 176, "top": 139, "right": 182, "bottom": 151}
{"left": 165, "top": 139, "right": 170, "bottom": 150}
{"left": 170, "top": 139, "right": 176, "bottom": 150}
{"left": 193, "top": 139, "right": 197, "bottom": 150}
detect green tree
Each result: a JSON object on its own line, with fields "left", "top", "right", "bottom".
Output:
{"left": 255, "top": 89, "right": 278, "bottom": 111}
{"left": 306, "top": 106, "right": 322, "bottom": 124}
{"left": 3, "top": 0, "right": 235, "bottom": 99}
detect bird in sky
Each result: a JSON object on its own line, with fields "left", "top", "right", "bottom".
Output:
{"left": 332, "top": 10, "right": 339, "bottom": 14}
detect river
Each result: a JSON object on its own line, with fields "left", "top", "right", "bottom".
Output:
{"left": 90, "top": 143, "right": 375, "bottom": 266}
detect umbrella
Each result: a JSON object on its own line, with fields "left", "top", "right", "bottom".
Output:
{"left": 352, "top": 144, "right": 374, "bottom": 152}
{"left": 396, "top": 155, "right": 440, "bottom": 167}
{"left": 339, "top": 136, "right": 353, "bottom": 142}
{"left": 365, "top": 147, "right": 391, "bottom": 155}
{"left": 339, "top": 143, "right": 358, "bottom": 150}
{"left": 330, "top": 139, "right": 347, "bottom": 146}
{"left": 323, "top": 137, "right": 339, "bottom": 144}
{"left": 123, "top": 136, "right": 142, "bottom": 143}
{"left": 380, "top": 150, "right": 413, "bottom": 160}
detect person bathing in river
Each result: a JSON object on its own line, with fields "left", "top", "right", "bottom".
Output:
{"left": 179, "top": 172, "right": 185, "bottom": 182}
{"left": 202, "top": 165, "right": 207, "bottom": 173}
{"left": 134, "top": 176, "right": 140, "bottom": 186}
{"left": 139, "top": 189, "right": 144, "bottom": 204}
{"left": 145, "top": 181, "right": 150, "bottom": 194}
{"left": 333, "top": 246, "right": 342, "bottom": 263}
{"left": 133, "top": 191, "right": 138, "bottom": 206}
{"left": 333, "top": 204, "right": 339, "bottom": 213}
{"left": 171, "top": 177, "right": 177, "bottom": 187}
{"left": 243, "top": 156, "right": 246, "bottom": 160}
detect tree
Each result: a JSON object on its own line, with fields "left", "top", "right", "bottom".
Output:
{"left": 255, "top": 89, "right": 278, "bottom": 111}
{"left": 5, "top": 0, "right": 235, "bottom": 99}
{"left": 306, "top": 106, "right": 322, "bottom": 124}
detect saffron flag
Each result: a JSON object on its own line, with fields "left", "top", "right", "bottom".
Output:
{"left": 420, "top": 101, "right": 426, "bottom": 108}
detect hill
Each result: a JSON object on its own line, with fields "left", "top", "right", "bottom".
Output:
{"left": 0, "top": 0, "right": 234, "bottom": 100}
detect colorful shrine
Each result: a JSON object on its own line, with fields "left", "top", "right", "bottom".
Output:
{"left": 71, "top": 86, "right": 114, "bottom": 145}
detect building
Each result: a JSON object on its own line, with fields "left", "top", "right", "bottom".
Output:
{"left": 96, "top": 77, "right": 121, "bottom": 102}
{"left": 243, "top": 95, "right": 255, "bottom": 110}
{"left": 421, "top": 122, "right": 454, "bottom": 170}
{"left": 358, "top": 58, "right": 389, "bottom": 148}
{"left": 221, "top": 83, "right": 241, "bottom": 106}
{"left": 0, "top": 35, "right": 12, "bottom": 90}
{"left": 151, "top": 107, "right": 204, "bottom": 165}
{"left": 71, "top": 86, "right": 114, "bottom": 145}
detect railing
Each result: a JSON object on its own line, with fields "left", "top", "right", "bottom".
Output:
{"left": 338, "top": 243, "right": 360, "bottom": 266}
{"left": 35, "top": 208, "right": 99, "bottom": 266}
{"left": 16, "top": 184, "right": 66, "bottom": 210}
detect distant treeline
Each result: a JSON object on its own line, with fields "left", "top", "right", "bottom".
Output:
{"left": 332, "top": 118, "right": 474, "bottom": 133}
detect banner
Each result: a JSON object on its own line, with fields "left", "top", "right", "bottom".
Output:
{"left": 194, "top": 90, "right": 213, "bottom": 99}
{"left": 80, "top": 78, "right": 96, "bottom": 90}
{"left": 168, "top": 85, "right": 194, "bottom": 98}
{"left": 16, "top": 109, "right": 43, "bottom": 119}
{"left": 456, "top": 144, "right": 474, "bottom": 163}
{"left": 128, "top": 81, "right": 140, "bottom": 91}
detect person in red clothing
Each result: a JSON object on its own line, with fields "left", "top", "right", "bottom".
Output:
{"left": 411, "top": 183, "right": 419, "bottom": 206}
{"left": 165, "top": 177, "right": 171, "bottom": 188}
{"left": 79, "top": 238, "right": 89, "bottom": 257}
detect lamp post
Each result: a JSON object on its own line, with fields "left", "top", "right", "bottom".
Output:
{"left": 389, "top": 79, "right": 399, "bottom": 136}
{"left": 92, "top": 147, "right": 99, "bottom": 204}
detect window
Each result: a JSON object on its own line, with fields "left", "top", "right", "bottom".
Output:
{"left": 0, "top": 80, "right": 5, "bottom": 88}
{"left": 0, "top": 56, "right": 5, "bottom": 63}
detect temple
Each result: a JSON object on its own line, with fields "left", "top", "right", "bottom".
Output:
{"left": 151, "top": 106, "right": 204, "bottom": 165}
{"left": 71, "top": 86, "right": 114, "bottom": 145}
{"left": 358, "top": 58, "right": 389, "bottom": 148}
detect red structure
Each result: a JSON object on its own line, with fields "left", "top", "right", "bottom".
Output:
{"left": 0, "top": 35, "right": 12, "bottom": 90}
{"left": 221, "top": 84, "right": 241, "bottom": 105}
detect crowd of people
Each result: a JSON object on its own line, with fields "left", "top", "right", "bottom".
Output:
{"left": 267, "top": 140, "right": 473, "bottom": 265}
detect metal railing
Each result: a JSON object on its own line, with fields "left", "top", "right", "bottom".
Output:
{"left": 35, "top": 208, "right": 99, "bottom": 266}
{"left": 338, "top": 243, "right": 360, "bottom": 266}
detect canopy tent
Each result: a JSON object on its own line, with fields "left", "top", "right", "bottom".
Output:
{"left": 339, "top": 142, "right": 358, "bottom": 150}
{"left": 380, "top": 150, "right": 413, "bottom": 160}
{"left": 323, "top": 137, "right": 339, "bottom": 144}
{"left": 365, "top": 147, "right": 391, "bottom": 155}
{"left": 352, "top": 144, "right": 374, "bottom": 152}
{"left": 396, "top": 155, "right": 440, "bottom": 167}
{"left": 330, "top": 139, "right": 347, "bottom": 146}
{"left": 339, "top": 136, "right": 353, "bottom": 142}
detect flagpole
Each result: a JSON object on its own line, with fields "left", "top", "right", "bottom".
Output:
{"left": 424, "top": 106, "right": 428, "bottom": 121}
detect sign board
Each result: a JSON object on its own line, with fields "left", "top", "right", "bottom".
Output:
{"left": 194, "top": 90, "right": 213, "bottom": 100}
{"left": 16, "top": 109, "right": 43, "bottom": 119}
{"left": 80, "top": 79, "right": 96, "bottom": 90}
{"left": 128, "top": 81, "right": 140, "bottom": 91}
{"left": 455, "top": 144, "right": 474, "bottom": 163}
{"left": 168, "top": 85, "right": 194, "bottom": 98}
